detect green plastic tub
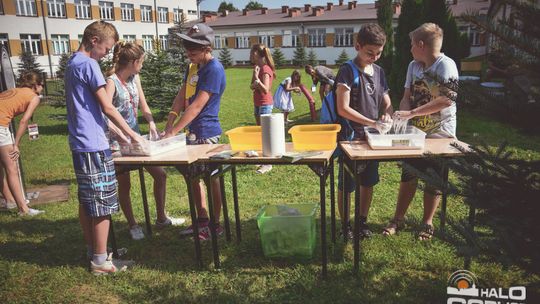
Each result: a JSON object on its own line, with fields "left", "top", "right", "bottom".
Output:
{"left": 256, "top": 203, "right": 318, "bottom": 259}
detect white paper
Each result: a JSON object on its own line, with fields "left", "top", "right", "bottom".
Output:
{"left": 261, "top": 113, "right": 285, "bottom": 157}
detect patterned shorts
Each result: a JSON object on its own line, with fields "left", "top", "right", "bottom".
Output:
{"left": 72, "top": 150, "right": 119, "bottom": 217}
{"left": 187, "top": 134, "right": 220, "bottom": 145}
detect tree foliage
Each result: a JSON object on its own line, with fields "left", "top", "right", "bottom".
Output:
{"left": 292, "top": 43, "right": 307, "bottom": 67}
{"left": 272, "top": 48, "right": 286, "bottom": 67}
{"left": 376, "top": 0, "right": 394, "bottom": 74}
{"left": 335, "top": 49, "right": 350, "bottom": 66}
{"left": 244, "top": 1, "right": 263, "bottom": 10}
{"left": 218, "top": 1, "right": 238, "bottom": 13}
{"left": 219, "top": 47, "right": 233, "bottom": 68}
{"left": 307, "top": 49, "right": 318, "bottom": 66}
{"left": 55, "top": 52, "right": 70, "bottom": 79}
{"left": 17, "top": 50, "right": 43, "bottom": 83}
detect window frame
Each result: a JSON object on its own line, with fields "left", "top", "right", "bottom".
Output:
{"left": 173, "top": 8, "right": 183, "bottom": 23}
{"left": 47, "top": 0, "right": 66, "bottom": 18}
{"left": 0, "top": 33, "right": 10, "bottom": 55}
{"left": 120, "top": 3, "right": 134, "bottom": 21}
{"left": 159, "top": 35, "right": 168, "bottom": 50}
{"left": 307, "top": 28, "right": 326, "bottom": 47}
{"left": 142, "top": 35, "right": 154, "bottom": 52}
{"left": 157, "top": 7, "right": 168, "bottom": 23}
{"left": 140, "top": 5, "right": 152, "bottom": 22}
{"left": 235, "top": 33, "right": 250, "bottom": 49}
{"left": 20, "top": 33, "right": 42, "bottom": 55}
{"left": 74, "top": 0, "right": 91, "bottom": 19}
{"left": 16, "top": 0, "right": 37, "bottom": 17}
{"left": 334, "top": 27, "right": 354, "bottom": 47}
{"left": 51, "top": 34, "right": 70, "bottom": 55}
{"left": 123, "top": 35, "right": 136, "bottom": 43}
{"left": 98, "top": 1, "right": 114, "bottom": 21}
{"left": 214, "top": 35, "right": 227, "bottom": 49}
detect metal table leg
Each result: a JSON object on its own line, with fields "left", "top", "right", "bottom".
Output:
{"left": 205, "top": 170, "right": 220, "bottom": 269}
{"left": 330, "top": 157, "right": 336, "bottom": 244}
{"left": 219, "top": 172, "right": 232, "bottom": 242}
{"left": 231, "top": 166, "right": 241, "bottom": 243}
{"left": 309, "top": 163, "right": 329, "bottom": 279}
{"left": 353, "top": 160, "right": 361, "bottom": 274}
{"left": 440, "top": 164, "right": 449, "bottom": 233}
{"left": 178, "top": 165, "right": 203, "bottom": 268}
{"left": 138, "top": 167, "right": 152, "bottom": 236}
{"left": 108, "top": 214, "right": 119, "bottom": 258}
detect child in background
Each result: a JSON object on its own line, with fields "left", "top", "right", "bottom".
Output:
{"left": 383, "top": 23, "right": 459, "bottom": 240}
{"left": 335, "top": 23, "right": 393, "bottom": 239}
{"left": 65, "top": 21, "right": 143, "bottom": 275}
{"left": 105, "top": 41, "right": 185, "bottom": 241}
{"left": 305, "top": 64, "right": 335, "bottom": 104}
{"left": 0, "top": 71, "right": 44, "bottom": 216}
{"left": 273, "top": 70, "right": 301, "bottom": 123}
{"left": 162, "top": 23, "right": 226, "bottom": 241}
{"left": 250, "top": 44, "right": 275, "bottom": 174}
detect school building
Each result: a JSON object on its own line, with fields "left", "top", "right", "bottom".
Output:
{"left": 189, "top": 0, "right": 490, "bottom": 66}
{"left": 0, "top": 0, "right": 199, "bottom": 76}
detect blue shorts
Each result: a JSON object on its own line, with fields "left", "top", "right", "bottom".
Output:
{"left": 401, "top": 159, "right": 442, "bottom": 195}
{"left": 254, "top": 105, "right": 273, "bottom": 116}
{"left": 72, "top": 150, "right": 119, "bottom": 217}
{"left": 338, "top": 155, "right": 379, "bottom": 193}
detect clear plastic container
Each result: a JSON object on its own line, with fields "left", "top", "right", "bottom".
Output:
{"left": 364, "top": 126, "right": 426, "bottom": 150}
{"left": 119, "top": 133, "right": 186, "bottom": 156}
{"left": 288, "top": 124, "right": 341, "bottom": 151}
{"left": 256, "top": 203, "right": 318, "bottom": 259}
{"left": 225, "top": 126, "right": 262, "bottom": 151}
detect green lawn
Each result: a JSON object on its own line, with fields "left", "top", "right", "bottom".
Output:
{"left": 1, "top": 68, "right": 539, "bottom": 303}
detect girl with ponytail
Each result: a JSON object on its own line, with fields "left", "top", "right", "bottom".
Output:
{"left": 105, "top": 41, "right": 184, "bottom": 240}
{"left": 249, "top": 43, "right": 275, "bottom": 174}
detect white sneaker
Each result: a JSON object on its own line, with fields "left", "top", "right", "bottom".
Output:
{"left": 156, "top": 216, "right": 186, "bottom": 228}
{"left": 129, "top": 225, "right": 145, "bottom": 240}
{"left": 90, "top": 253, "right": 134, "bottom": 275}
{"left": 256, "top": 165, "right": 273, "bottom": 174}
{"left": 18, "top": 208, "right": 44, "bottom": 217}
{"left": 4, "top": 199, "right": 29, "bottom": 209}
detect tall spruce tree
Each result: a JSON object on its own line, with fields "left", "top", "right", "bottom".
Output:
{"left": 307, "top": 49, "right": 318, "bottom": 66}
{"left": 219, "top": 47, "right": 233, "bottom": 67}
{"left": 390, "top": 0, "right": 422, "bottom": 100}
{"left": 17, "top": 50, "right": 43, "bottom": 83}
{"left": 272, "top": 48, "right": 286, "bottom": 67}
{"left": 55, "top": 52, "right": 70, "bottom": 79}
{"left": 335, "top": 49, "right": 350, "bottom": 66}
{"left": 376, "top": 0, "right": 394, "bottom": 74}
{"left": 293, "top": 43, "right": 307, "bottom": 67}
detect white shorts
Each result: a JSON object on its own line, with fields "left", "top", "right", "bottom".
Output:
{"left": 0, "top": 126, "right": 14, "bottom": 147}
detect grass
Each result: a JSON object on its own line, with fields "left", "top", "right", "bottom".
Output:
{"left": 1, "top": 68, "right": 539, "bottom": 303}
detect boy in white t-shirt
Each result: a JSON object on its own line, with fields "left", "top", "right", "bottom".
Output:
{"left": 383, "top": 23, "right": 459, "bottom": 240}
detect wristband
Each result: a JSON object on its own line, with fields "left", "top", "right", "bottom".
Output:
{"left": 169, "top": 111, "right": 179, "bottom": 117}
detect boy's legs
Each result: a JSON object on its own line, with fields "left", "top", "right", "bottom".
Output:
{"left": 145, "top": 166, "right": 167, "bottom": 222}
{"left": 422, "top": 191, "right": 440, "bottom": 226}
{"left": 392, "top": 179, "right": 418, "bottom": 221}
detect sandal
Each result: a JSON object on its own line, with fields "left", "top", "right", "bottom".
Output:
{"left": 418, "top": 224, "right": 434, "bottom": 241}
{"left": 382, "top": 218, "right": 405, "bottom": 236}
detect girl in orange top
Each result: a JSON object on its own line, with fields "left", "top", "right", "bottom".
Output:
{"left": 0, "top": 72, "right": 44, "bottom": 216}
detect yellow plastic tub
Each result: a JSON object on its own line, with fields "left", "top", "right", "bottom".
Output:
{"left": 225, "top": 126, "right": 262, "bottom": 151}
{"left": 288, "top": 124, "right": 341, "bottom": 151}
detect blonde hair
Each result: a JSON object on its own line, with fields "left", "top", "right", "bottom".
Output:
{"left": 107, "top": 41, "right": 145, "bottom": 76}
{"left": 251, "top": 44, "right": 276, "bottom": 78}
{"left": 18, "top": 71, "right": 43, "bottom": 88}
{"left": 81, "top": 21, "right": 119, "bottom": 50}
{"left": 409, "top": 23, "right": 443, "bottom": 51}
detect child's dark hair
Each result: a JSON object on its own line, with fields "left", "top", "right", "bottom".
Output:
{"left": 81, "top": 21, "right": 119, "bottom": 50}
{"left": 291, "top": 70, "right": 301, "bottom": 87}
{"left": 357, "top": 23, "right": 387, "bottom": 47}
{"left": 106, "top": 41, "right": 145, "bottom": 76}
{"left": 304, "top": 65, "right": 313, "bottom": 74}
{"left": 18, "top": 71, "right": 43, "bottom": 89}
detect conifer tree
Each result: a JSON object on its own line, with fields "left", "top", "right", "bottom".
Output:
{"left": 55, "top": 52, "right": 70, "bottom": 79}
{"left": 376, "top": 0, "right": 394, "bottom": 74}
{"left": 307, "top": 49, "right": 318, "bottom": 66}
{"left": 17, "top": 50, "right": 43, "bottom": 83}
{"left": 292, "top": 43, "right": 307, "bottom": 67}
{"left": 335, "top": 49, "right": 350, "bottom": 66}
{"left": 272, "top": 48, "right": 286, "bottom": 67}
{"left": 219, "top": 47, "right": 233, "bottom": 68}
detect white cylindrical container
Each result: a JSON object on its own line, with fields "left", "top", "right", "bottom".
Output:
{"left": 261, "top": 113, "right": 286, "bottom": 157}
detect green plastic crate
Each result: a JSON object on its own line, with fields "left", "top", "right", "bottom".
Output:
{"left": 256, "top": 203, "right": 318, "bottom": 259}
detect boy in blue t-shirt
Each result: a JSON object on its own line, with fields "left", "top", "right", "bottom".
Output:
{"left": 65, "top": 21, "right": 143, "bottom": 275}
{"left": 335, "top": 24, "right": 393, "bottom": 239}
{"left": 163, "top": 24, "right": 226, "bottom": 241}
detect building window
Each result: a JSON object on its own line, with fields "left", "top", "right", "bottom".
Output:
{"left": 140, "top": 5, "right": 152, "bottom": 22}
{"left": 75, "top": 0, "right": 91, "bottom": 19}
{"left": 235, "top": 33, "right": 250, "bottom": 49}
{"left": 258, "top": 31, "right": 274, "bottom": 48}
{"left": 142, "top": 35, "right": 153, "bottom": 52}
{"left": 20, "top": 34, "right": 42, "bottom": 55}
{"left": 16, "top": 0, "right": 37, "bottom": 16}
{"left": 51, "top": 34, "right": 70, "bottom": 55}
{"left": 47, "top": 0, "right": 66, "bottom": 18}
{"left": 123, "top": 35, "right": 136, "bottom": 43}
{"left": 214, "top": 35, "right": 227, "bottom": 49}
{"left": 0, "top": 34, "right": 10, "bottom": 55}
{"left": 173, "top": 8, "right": 183, "bottom": 23}
{"left": 282, "top": 30, "right": 299, "bottom": 47}
{"left": 157, "top": 7, "right": 168, "bottom": 23}
{"left": 308, "top": 29, "right": 326, "bottom": 47}
{"left": 120, "top": 3, "right": 134, "bottom": 21}
{"left": 334, "top": 28, "right": 354, "bottom": 47}
{"left": 159, "top": 35, "right": 168, "bottom": 50}
{"left": 99, "top": 1, "right": 114, "bottom": 20}
{"left": 188, "top": 10, "right": 197, "bottom": 15}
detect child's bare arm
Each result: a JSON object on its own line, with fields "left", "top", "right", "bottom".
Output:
{"left": 164, "top": 84, "right": 187, "bottom": 133}
{"left": 164, "top": 90, "right": 212, "bottom": 137}
{"left": 381, "top": 93, "right": 394, "bottom": 118}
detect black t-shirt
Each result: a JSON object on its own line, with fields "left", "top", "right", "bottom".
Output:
{"left": 335, "top": 62, "right": 389, "bottom": 139}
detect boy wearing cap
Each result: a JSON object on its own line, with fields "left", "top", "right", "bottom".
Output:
{"left": 163, "top": 23, "right": 226, "bottom": 241}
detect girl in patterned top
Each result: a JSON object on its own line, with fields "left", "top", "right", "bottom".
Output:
{"left": 105, "top": 42, "right": 184, "bottom": 240}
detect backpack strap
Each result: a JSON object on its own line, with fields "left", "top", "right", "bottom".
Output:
{"left": 338, "top": 60, "right": 362, "bottom": 138}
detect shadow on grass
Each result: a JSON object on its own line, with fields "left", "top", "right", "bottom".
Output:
{"left": 27, "top": 177, "right": 72, "bottom": 186}
{"left": 35, "top": 124, "right": 69, "bottom": 136}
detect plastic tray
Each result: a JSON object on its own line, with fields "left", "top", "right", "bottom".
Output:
{"left": 225, "top": 126, "right": 262, "bottom": 151}
{"left": 256, "top": 203, "right": 317, "bottom": 259}
{"left": 119, "top": 133, "right": 186, "bottom": 156}
{"left": 288, "top": 124, "right": 341, "bottom": 151}
{"left": 364, "top": 126, "right": 426, "bottom": 150}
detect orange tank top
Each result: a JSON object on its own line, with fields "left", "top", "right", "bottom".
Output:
{"left": 0, "top": 87, "right": 36, "bottom": 127}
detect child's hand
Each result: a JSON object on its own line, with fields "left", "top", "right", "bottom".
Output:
{"left": 254, "top": 65, "right": 260, "bottom": 76}
{"left": 131, "top": 134, "right": 145, "bottom": 144}
{"left": 9, "top": 145, "right": 20, "bottom": 161}
{"left": 394, "top": 110, "right": 415, "bottom": 120}
{"left": 149, "top": 124, "right": 160, "bottom": 141}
